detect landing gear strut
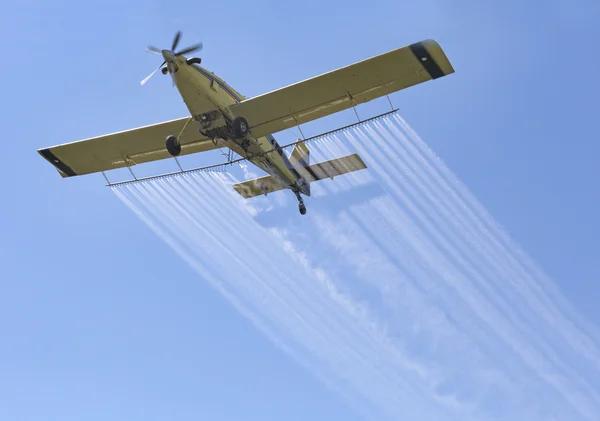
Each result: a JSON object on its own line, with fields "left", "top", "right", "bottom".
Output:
{"left": 166, "top": 135, "right": 181, "bottom": 156}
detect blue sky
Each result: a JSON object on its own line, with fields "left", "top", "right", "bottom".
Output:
{"left": 2, "top": 0, "right": 600, "bottom": 420}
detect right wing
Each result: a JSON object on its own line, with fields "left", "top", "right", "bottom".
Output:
{"left": 38, "top": 117, "right": 219, "bottom": 178}
{"left": 228, "top": 39, "right": 454, "bottom": 139}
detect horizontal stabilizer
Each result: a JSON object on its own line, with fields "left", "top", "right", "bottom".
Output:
{"left": 232, "top": 175, "right": 288, "bottom": 199}
{"left": 297, "top": 153, "right": 367, "bottom": 182}
{"left": 232, "top": 153, "right": 367, "bottom": 200}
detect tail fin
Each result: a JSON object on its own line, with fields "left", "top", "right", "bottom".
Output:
{"left": 289, "top": 141, "right": 310, "bottom": 168}
{"left": 289, "top": 141, "right": 311, "bottom": 195}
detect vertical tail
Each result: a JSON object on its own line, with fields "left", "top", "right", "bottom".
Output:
{"left": 289, "top": 141, "right": 310, "bottom": 167}
{"left": 289, "top": 142, "right": 311, "bottom": 195}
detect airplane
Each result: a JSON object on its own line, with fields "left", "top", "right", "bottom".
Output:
{"left": 38, "top": 31, "right": 454, "bottom": 215}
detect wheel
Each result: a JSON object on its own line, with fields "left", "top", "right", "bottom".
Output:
{"left": 299, "top": 202, "right": 307, "bottom": 215}
{"left": 166, "top": 135, "right": 181, "bottom": 156}
{"left": 231, "top": 116, "right": 249, "bottom": 139}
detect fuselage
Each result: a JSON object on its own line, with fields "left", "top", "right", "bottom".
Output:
{"left": 165, "top": 54, "right": 309, "bottom": 196}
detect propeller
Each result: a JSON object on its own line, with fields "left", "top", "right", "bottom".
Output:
{"left": 140, "top": 31, "right": 203, "bottom": 86}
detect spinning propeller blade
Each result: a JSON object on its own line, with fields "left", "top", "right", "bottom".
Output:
{"left": 146, "top": 45, "right": 162, "bottom": 55}
{"left": 140, "top": 60, "right": 166, "bottom": 86}
{"left": 171, "top": 31, "right": 182, "bottom": 51}
{"left": 175, "top": 42, "right": 203, "bottom": 56}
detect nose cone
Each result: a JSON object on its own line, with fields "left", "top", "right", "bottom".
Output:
{"left": 161, "top": 49, "right": 176, "bottom": 62}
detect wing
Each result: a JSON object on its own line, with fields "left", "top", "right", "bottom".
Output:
{"left": 228, "top": 39, "right": 454, "bottom": 139}
{"left": 38, "top": 117, "right": 219, "bottom": 178}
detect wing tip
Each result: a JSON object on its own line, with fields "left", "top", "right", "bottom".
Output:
{"left": 353, "top": 153, "right": 368, "bottom": 169}
{"left": 38, "top": 148, "right": 78, "bottom": 178}
{"left": 411, "top": 38, "right": 455, "bottom": 77}
{"left": 409, "top": 40, "right": 453, "bottom": 80}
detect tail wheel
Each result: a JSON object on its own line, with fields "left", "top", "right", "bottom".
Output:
{"left": 299, "top": 202, "right": 307, "bottom": 215}
{"left": 231, "top": 116, "right": 249, "bottom": 139}
{"left": 166, "top": 135, "right": 181, "bottom": 156}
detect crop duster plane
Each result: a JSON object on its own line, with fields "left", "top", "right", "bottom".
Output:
{"left": 38, "top": 32, "right": 454, "bottom": 215}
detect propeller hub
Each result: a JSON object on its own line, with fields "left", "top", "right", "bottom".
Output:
{"left": 161, "top": 49, "right": 176, "bottom": 62}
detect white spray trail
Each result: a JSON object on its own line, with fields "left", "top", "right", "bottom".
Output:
{"left": 111, "top": 114, "right": 600, "bottom": 421}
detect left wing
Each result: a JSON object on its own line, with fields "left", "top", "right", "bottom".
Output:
{"left": 228, "top": 39, "right": 454, "bottom": 139}
{"left": 38, "top": 117, "right": 218, "bottom": 178}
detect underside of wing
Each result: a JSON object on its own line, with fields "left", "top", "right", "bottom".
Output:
{"left": 38, "top": 117, "right": 219, "bottom": 178}
{"left": 228, "top": 39, "right": 454, "bottom": 139}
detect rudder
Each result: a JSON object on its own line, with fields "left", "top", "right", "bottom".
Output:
{"left": 289, "top": 141, "right": 310, "bottom": 168}
{"left": 290, "top": 141, "right": 311, "bottom": 195}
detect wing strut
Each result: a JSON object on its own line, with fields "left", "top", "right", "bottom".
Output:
{"left": 291, "top": 109, "right": 307, "bottom": 140}
{"left": 102, "top": 171, "right": 111, "bottom": 186}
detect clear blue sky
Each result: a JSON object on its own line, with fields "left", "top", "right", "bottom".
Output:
{"left": 1, "top": 0, "right": 600, "bottom": 420}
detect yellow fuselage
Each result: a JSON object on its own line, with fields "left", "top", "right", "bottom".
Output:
{"left": 167, "top": 56, "right": 306, "bottom": 194}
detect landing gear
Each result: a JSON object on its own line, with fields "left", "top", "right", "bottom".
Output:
{"left": 295, "top": 191, "right": 307, "bottom": 215}
{"left": 196, "top": 111, "right": 249, "bottom": 147}
{"left": 299, "top": 201, "right": 307, "bottom": 215}
{"left": 231, "top": 116, "right": 249, "bottom": 139}
{"left": 166, "top": 135, "right": 181, "bottom": 156}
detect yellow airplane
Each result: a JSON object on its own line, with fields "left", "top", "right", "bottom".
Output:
{"left": 38, "top": 32, "right": 454, "bottom": 215}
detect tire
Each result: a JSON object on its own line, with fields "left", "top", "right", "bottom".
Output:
{"left": 299, "top": 203, "right": 307, "bottom": 215}
{"left": 231, "top": 116, "right": 249, "bottom": 139}
{"left": 166, "top": 135, "right": 181, "bottom": 156}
